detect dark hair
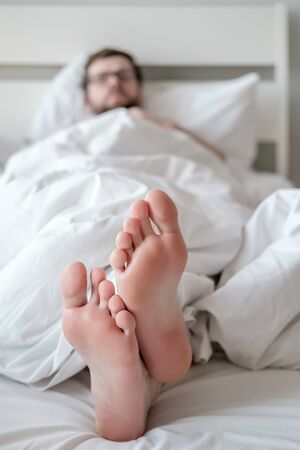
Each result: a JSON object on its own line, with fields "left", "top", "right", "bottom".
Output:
{"left": 82, "top": 48, "right": 143, "bottom": 90}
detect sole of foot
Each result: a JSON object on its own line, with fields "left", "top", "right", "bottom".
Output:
{"left": 110, "top": 190, "right": 192, "bottom": 383}
{"left": 61, "top": 261, "right": 160, "bottom": 441}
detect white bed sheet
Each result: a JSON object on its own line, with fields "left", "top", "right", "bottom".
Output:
{"left": 1, "top": 356, "right": 300, "bottom": 449}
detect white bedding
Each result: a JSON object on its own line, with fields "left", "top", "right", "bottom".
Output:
{"left": 0, "top": 108, "right": 253, "bottom": 388}
{"left": 0, "top": 109, "right": 296, "bottom": 386}
{"left": 0, "top": 108, "right": 299, "bottom": 448}
{"left": 202, "top": 188, "right": 300, "bottom": 370}
{"left": 2, "top": 357, "right": 300, "bottom": 449}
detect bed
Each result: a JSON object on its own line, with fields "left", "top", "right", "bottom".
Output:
{"left": 1, "top": 4, "right": 300, "bottom": 449}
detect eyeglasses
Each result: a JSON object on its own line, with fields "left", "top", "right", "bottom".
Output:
{"left": 86, "top": 69, "right": 137, "bottom": 86}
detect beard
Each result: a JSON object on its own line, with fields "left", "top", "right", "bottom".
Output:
{"left": 93, "top": 88, "right": 141, "bottom": 115}
{"left": 97, "top": 99, "right": 140, "bottom": 115}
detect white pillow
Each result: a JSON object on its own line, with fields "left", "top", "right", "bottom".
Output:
{"left": 28, "top": 53, "right": 258, "bottom": 168}
{"left": 28, "top": 52, "right": 91, "bottom": 143}
{"left": 143, "top": 74, "right": 259, "bottom": 169}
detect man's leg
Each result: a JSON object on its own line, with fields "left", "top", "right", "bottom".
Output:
{"left": 110, "top": 189, "right": 192, "bottom": 383}
{"left": 61, "top": 262, "right": 160, "bottom": 441}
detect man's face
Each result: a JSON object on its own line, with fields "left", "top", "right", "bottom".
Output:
{"left": 84, "top": 56, "right": 142, "bottom": 114}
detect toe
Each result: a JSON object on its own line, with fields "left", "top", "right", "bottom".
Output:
{"left": 123, "top": 217, "right": 143, "bottom": 248}
{"left": 116, "top": 231, "right": 133, "bottom": 250}
{"left": 61, "top": 261, "right": 88, "bottom": 309}
{"left": 98, "top": 280, "right": 115, "bottom": 310}
{"left": 108, "top": 294, "right": 125, "bottom": 318}
{"left": 116, "top": 231, "right": 133, "bottom": 262}
{"left": 130, "top": 200, "right": 154, "bottom": 238}
{"left": 89, "top": 267, "right": 106, "bottom": 305}
{"left": 115, "top": 310, "right": 136, "bottom": 336}
{"left": 145, "top": 189, "right": 180, "bottom": 234}
{"left": 110, "top": 248, "right": 128, "bottom": 272}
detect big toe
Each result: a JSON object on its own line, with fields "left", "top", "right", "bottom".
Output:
{"left": 61, "top": 261, "right": 88, "bottom": 309}
{"left": 145, "top": 189, "right": 180, "bottom": 234}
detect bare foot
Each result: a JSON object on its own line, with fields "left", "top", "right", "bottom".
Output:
{"left": 60, "top": 261, "right": 160, "bottom": 441}
{"left": 110, "top": 189, "right": 192, "bottom": 383}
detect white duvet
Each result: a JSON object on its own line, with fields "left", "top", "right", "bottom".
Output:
{"left": 202, "top": 188, "right": 300, "bottom": 370}
{"left": 0, "top": 108, "right": 297, "bottom": 390}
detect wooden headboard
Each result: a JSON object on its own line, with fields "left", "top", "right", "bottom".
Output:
{"left": 0, "top": 5, "right": 289, "bottom": 175}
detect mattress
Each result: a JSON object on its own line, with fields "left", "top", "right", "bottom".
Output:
{"left": 1, "top": 356, "right": 300, "bottom": 449}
